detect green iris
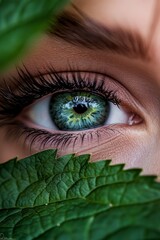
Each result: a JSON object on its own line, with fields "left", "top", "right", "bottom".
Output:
{"left": 49, "top": 92, "right": 110, "bottom": 131}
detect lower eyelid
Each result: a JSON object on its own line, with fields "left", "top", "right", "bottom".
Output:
{"left": 3, "top": 122, "right": 117, "bottom": 151}
{"left": 7, "top": 100, "right": 143, "bottom": 153}
{"left": 3, "top": 117, "right": 144, "bottom": 157}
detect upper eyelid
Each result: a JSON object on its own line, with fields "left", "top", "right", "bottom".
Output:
{"left": 0, "top": 64, "right": 139, "bottom": 104}
{"left": 0, "top": 68, "right": 121, "bottom": 118}
{"left": 0, "top": 66, "right": 144, "bottom": 126}
{"left": 15, "top": 67, "right": 139, "bottom": 106}
{"left": 1, "top": 68, "right": 120, "bottom": 99}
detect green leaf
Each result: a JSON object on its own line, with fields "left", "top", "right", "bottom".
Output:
{"left": 0, "top": 0, "right": 70, "bottom": 72}
{"left": 0, "top": 149, "right": 160, "bottom": 239}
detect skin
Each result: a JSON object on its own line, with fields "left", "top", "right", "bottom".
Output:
{"left": 0, "top": 0, "right": 160, "bottom": 176}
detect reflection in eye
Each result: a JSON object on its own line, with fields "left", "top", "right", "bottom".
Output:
{"left": 0, "top": 67, "right": 142, "bottom": 151}
{"left": 28, "top": 91, "right": 128, "bottom": 131}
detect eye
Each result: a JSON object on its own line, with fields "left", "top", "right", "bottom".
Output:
{"left": 0, "top": 69, "right": 143, "bottom": 152}
{"left": 26, "top": 91, "right": 128, "bottom": 131}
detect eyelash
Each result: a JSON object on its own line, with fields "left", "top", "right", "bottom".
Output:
{"left": 0, "top": 66, "right": 121, "bottom": 150}
{"left": 0, "top": 67, "right": 120, "bottom": 121}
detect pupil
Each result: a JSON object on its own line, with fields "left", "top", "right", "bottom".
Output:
{"left": 73, "top": 104, "right": 88, "bottom": 114}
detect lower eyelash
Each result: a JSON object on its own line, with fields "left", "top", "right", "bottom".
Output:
{"left": 4, "top": 121, "right": 118, "bottom": 153}
{"left": 5, "top": 122, "right": 77, "bottom": 150}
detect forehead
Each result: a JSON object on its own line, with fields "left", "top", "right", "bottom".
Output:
{"left": 73, "top": 0, "right": 155, "bottom": 30}
{"left": 73, "top": 0, "right": 160, "bottom": 62}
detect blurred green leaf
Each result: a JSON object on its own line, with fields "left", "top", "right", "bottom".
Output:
{"left": 0, "top": 0, "right": 70, "bottom": 72}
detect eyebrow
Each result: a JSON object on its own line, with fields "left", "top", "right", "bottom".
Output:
{"left": 48, "top": 10, "right": 150, "bottom": 60}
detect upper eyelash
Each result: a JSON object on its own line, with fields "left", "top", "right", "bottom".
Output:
{"left": 0, "top": 66, "right": 120, "bottom": 123}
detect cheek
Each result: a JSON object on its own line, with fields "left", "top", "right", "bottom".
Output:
{"left": 91, "top": 135, "right": 160, "bottom": 176}
{"left": 78, "top": 132, "right": 146, "bottom": 166}
{"left": 0, "top": 128, "right": 30, "bottom": 163}
{"left": 59, "top": 127, "right": 158, "bottom": 176}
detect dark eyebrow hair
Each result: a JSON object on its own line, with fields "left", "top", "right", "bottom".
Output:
{"left": 48, "top": 10, "right": 150, "bottom": 60}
